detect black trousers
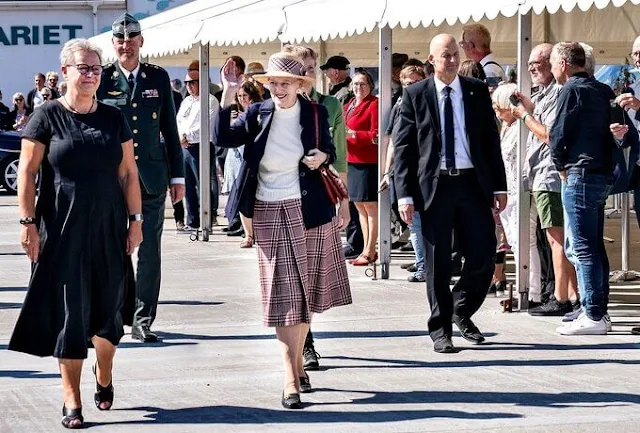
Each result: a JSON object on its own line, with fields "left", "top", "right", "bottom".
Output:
{"left": 173, "top": 200, "right": 184, "bottom": 223}
{"left": 134, "top": 192, "right": 166, "bottom": 326}
{"left": 346, "top": 201, "right": 364, "bottom": 252}
{"left": 536, "top": 217, "right": 555, "bottom": 302}
{"left": 420, "top": 174, "right": 496, "bottom": 341}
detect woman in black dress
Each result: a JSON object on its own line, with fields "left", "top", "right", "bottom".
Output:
{"left": 9, "top": 39, "right": 142, "bottom": 429}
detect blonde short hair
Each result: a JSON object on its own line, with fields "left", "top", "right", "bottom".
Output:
{"left": 462, "top": 23, "right": 492, "bottom": 51}
{"left": 59, "top": 38, "right": 102, "bottom": 66}
{"left": 46, "top": 71, "right": 59, "bottom": 81}
{"left": 491, "top": 83, "right": 518, "bottom": 110}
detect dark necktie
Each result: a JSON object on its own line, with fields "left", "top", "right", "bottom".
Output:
{"left": 444, "top": 86, "right": 456, "bottom": 170}
{"left": 128, "top": 73, "right": 135, "bottom": 91}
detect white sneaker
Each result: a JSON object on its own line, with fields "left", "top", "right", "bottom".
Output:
{"left": 557, "top": 313, "right": 607, "bottom": 335}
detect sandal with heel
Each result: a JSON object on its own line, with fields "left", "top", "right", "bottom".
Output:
{"left": 61, "top": 405, "right": 84, "bottom": 429}
{"left": 92, "top": 363, "right": 114, "bottom": 411}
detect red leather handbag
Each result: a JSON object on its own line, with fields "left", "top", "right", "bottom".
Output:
{"left": 311, "top": 102, "right": 349, "bottom": 205}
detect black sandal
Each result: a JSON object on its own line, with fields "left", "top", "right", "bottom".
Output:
{"left": 92, "top": 363, "right": 114, "bottom": 411}
{"left": 61, "top": 405, "right": 84, "bottom": 429}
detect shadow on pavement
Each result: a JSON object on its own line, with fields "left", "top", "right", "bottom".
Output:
{"left": 158, "top": 300, "right": 224, "bottom": 306}
{"left": 0, "top": 370, "right": 60, "bottom": 379}
{"left": 108, "top": 404, "right": 522, "bottom": 425}
{"left": 321, "top": 355, "right": 640, "bottom": 369}
{"left": 0, "top": 286, "right": 27, "bottom": 292}
{"left": 0, "top": 302, "right": 23, "bottom": 310}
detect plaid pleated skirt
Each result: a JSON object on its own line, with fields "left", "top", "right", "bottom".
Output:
{"left": 253, "top": 199, "right": 352, "bottom": 327}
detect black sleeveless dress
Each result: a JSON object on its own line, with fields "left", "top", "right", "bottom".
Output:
{"left": 9, "top": 101, "right": 133, "bottom": 359}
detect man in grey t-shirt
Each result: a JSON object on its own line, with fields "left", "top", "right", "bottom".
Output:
{"left": 511, "top": 43, "right": 579, "bottom": 317}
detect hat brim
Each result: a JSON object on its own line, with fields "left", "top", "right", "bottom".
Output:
{"left": 252, "top": 72, "right": 314, "bottom": 85}
{"left": 113, "top": 31, "right": 141, "bottom": 39}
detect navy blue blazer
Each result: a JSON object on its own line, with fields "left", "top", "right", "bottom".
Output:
{"left": 216, "top": 96, "right": 337, "bottom": 229}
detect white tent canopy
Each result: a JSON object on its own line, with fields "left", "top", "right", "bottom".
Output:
{"left": 91, "top": 0, "right": 640, "bottom": 67}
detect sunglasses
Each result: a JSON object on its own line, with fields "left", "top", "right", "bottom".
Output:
{"left": 14, "top": 97, "right": 24, "bottom": 101}
{"left": 42, "top": 95, "right": 51, "bottom": 99}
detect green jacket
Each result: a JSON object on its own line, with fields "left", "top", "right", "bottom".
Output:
{"left": 97, "top": 62, "right": 184, "bottom": 195}
{"left": 311, "top": 89, "right": 347, "bottom": 173}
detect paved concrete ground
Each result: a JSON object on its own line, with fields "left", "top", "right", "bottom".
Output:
{"left": 1, "top": 191, "right": 640, "bottom": 433}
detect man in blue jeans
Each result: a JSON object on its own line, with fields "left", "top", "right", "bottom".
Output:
{"left": 549, "top": 42, "right": 632, "bottom": 335}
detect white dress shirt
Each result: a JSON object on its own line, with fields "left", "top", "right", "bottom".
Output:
{"left": 434, "top": 75, "right": 473, "bottom": 170}
{"left": 176, "top": 94, "right": 220, "bottom": 145}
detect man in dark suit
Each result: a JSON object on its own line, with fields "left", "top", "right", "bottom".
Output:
{"left": 394, "top": 34, "right": 507, "bottom": 353}
{"left": 97, "top": 13, "right": 185, "bottom": 343}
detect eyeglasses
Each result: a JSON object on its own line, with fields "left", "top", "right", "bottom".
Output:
{"left": 629, "top": 51, "right": 640, "bottom": 59}
{"left": 268, "top": 81, "right": 294, "bottom": 90}
{"left": 352, "top": 82, "right": 369, "bottom": 87}
{"left": 66, "top": 64, "right": 103, "bottom": 76}
{"left": 458, "top": 40, "right": 475, "bottom": 49}
{"left": 185, "top": 80, "right": 199, "bottom": 85}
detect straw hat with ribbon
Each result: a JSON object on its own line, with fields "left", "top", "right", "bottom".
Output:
{"left": 252, "top": 52, "right": 315, "bottom": 86}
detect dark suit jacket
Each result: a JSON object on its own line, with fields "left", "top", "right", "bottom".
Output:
{"left": 393, "top": 75, "right": 506, "bottom": 212}
{"left": 216, "top": 96, "right": 337, "bottom": 229}
{"left": 97, "top": 62, "right": 184, "bottom": 195}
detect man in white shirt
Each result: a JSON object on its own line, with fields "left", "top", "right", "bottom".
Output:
{"left": 459, "top": 23, "right": 506, "bottom": 85}
{"left": 177, "top": 70, "right": 221, "bottom": 230}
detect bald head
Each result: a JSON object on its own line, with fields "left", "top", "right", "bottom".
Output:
{"left": 632, "top": 35, "right": 640, "bottom": 68}
{"left": 428, "top": 34, "right": 460, "bottom": 84}
{"left": 528, "top": 43, "right": 554, "bottom": 87}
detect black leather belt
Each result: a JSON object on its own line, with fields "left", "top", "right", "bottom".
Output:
{"left": 439, "top": 168, "right": 475, "bottom": 176}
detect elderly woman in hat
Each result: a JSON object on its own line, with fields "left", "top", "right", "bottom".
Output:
{"left": 217, "top": 52, "right": 352, "bottom": 409}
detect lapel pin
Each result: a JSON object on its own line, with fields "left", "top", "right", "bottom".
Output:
{"left": 112, "top": 71, "right": 119, "bottom": 79}
{"left": 141, "top": 72, "right": 147, "bottom": 79}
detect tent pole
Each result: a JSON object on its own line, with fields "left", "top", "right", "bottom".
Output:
{"left": 318, "top": 40, "right": 327, "bottom": 94}
{"left": 198, "top": 42, "right": 211, "bottom": 241}
{"left": 378, "top": 24, "right": 392, "bottom": 279}
{"left": 516, "top": 11, "right": 533, "bottom": 309}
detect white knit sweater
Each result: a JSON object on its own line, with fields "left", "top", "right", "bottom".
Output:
{"left": 256, "top": 101, "right": 304, "bottom": 202}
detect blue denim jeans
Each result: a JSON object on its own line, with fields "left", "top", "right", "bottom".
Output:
{"left": 183, "top": 144, "right": 219, "bottom": 228}
{"left": 561, "top": 170, "right": 613, "bottom": 321}
{"left": 409, "top": 211, "right": 425, "bottom": 274}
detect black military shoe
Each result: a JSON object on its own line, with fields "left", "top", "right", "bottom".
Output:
{"left": 131, "top": 324, "right": 161, "bottom": 343}
{"left": 303, "top": 331, "right": 320, "bottom": 370}
{"left": 433, "top": 335, "right": 457, "bottom": 353}
{"left": 453, "top": 316, "right": 485, "bottom": 344}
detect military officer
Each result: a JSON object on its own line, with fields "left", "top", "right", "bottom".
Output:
{"left": 97, "top": 13, "right": 185, "bottom": 343}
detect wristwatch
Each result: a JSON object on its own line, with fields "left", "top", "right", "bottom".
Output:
{"left": 128, "top": 214, "right": 143, "bottom": 222}
{"left": 19, "top": 217, "right": 36, "bottom": 225}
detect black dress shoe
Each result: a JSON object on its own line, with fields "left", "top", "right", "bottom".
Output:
{"left": 131, "top": 324, "right": 161, "bottom": 343}
{"left": 281, "top": 392, "right": 302, "bottom": 409}
{"left": 226, "top": 227, "right": 245, "bottom": 237}
{"left": 222, "top": 221, "right": 242, "bottom": 232}
{"left": 343, "top": 246, "right": 360, "bottom": 260}
{"left": 433, "top": 335, "right": 457, "bottom": 353}
{"left": 453, "top": 316, "right": 485, "bottom": 344}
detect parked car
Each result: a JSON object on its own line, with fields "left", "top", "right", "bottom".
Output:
{"left": 0, "top": 130, "right": 20, "bottom": 194}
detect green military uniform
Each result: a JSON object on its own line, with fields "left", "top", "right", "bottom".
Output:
{"left": 97, "top": 13, "right": 184, "bottom": 333}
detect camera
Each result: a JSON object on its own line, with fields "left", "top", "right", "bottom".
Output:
{"left": 509, "top": 94, "right": 521, "bottom": 106}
